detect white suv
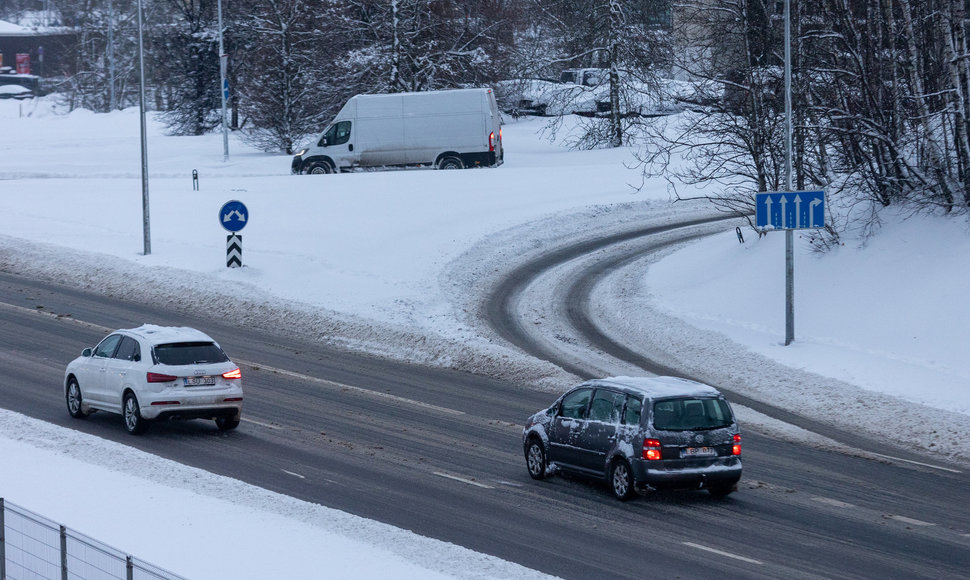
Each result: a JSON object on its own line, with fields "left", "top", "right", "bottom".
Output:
{"left": 64, "top": 325, "right": 243, "bottom": 434}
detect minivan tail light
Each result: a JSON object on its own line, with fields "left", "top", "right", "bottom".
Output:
{"left": 732, "top": 433, "right": 742, "bottom": 456}
{"left": 222, "top": 368, "right": 242, "bottom": 380}
{"left": 643, "top": 438, "right": 662, "bottom": 461}
{"left": 147, "top": 372, "right": 177, "bottom": 383}
{"left": 489, "top": 131, "right": 495, "bottom": 152}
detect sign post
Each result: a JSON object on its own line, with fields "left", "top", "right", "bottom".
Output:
{"left": 755, "top": 190, "right": 825, "bottom": 345}
{"left": 219, "top": 200, "right": 248, "bottom": 267}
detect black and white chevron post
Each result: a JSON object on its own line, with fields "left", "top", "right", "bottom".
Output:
{"left": 226, "top": 234, "right": 242, "bottom": 268}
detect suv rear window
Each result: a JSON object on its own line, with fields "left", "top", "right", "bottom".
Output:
{"left": 153, "top": 342, "right": 229, "bottom": 366}
{"left": 652, "top": 398, "right": 734, "bottom": 431}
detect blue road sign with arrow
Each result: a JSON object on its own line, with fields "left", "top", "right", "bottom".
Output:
{"left": 755, "top": 190, "right": 825, "bottom": 230}
{"left": 219, "top": 200, "right": 248, "bottom": 232}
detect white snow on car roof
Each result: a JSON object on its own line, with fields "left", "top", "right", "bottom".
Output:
{"left": 591, "top": 376, "right": 721, "bottom": 398}
{"left": 122, "top": 324, "right": 215, "bottom": 345}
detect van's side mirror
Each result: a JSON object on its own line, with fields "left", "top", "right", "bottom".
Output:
{"left": 321, "top": 136, "right": 330, "bottom": 146}
{"left": 82, "top": 348, "right": 92, "bottom": 357}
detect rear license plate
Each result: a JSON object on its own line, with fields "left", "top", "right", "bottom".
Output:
{"left": 681, "top": 447, "right": 716, "bottom": 458}
{"left": 183, "top": 376, "right": 216, "bottom": 387}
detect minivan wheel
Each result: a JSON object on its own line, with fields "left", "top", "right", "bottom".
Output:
{"left": 609, "top": 459, "right": 636, "bottom": 501}
{"left": 123, "top": 392, "right": 149, "bottom": 435}
{"left": 308, "top": 162, "right": 333, "bottom": 175}
{"left": 66, "top": 378, "right": 88, "bottom": 419}
{"left": 525, "top": 439, "right": 548, "bottom": 480}
{"left": 438, "top": 156, "right": 463, "bottom": 170}
{"left": 708, "top": 484, "right": 735, "bottom": 498}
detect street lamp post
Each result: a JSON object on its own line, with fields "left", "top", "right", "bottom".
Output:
{"left": 784, "top": 0, "right": 794, "bottom": 345}
{"left": 217, "top": 0, "right": 229, "bottom": 161}
{"left": 137, "top": 0, "right": 150, "bottom": 255}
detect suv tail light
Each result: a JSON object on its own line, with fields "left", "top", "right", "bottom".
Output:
{"left": 147, "top": 372, "right": 177, "bottom": 383}
{"left": 732, "top": 433, "right": 742, "bottom": 456}
{"left": 643, "top": 438, "right": 662, "bottom": 461}
{"left": 222, "top": 368, "right": 242, "bottom": 380}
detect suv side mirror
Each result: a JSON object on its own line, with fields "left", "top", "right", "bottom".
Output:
{"left": 82, "top": 348, "right": 92, "bottom": 357}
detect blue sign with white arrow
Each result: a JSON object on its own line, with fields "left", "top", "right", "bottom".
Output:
{"left": 219, "top": 200, "right": 248, "bottom": 232}
{"left": 755, "top": 190, "right": 825, "bottom": 230}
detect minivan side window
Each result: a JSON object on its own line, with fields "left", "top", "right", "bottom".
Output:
{"left": 559, "top": 388, "right": 592, "bottom": 420}
{"left": 588, "top": 389, "right": 625, "bottom": 424}
{"left": 623, "top": 395, "right": 642, "bottom": 426}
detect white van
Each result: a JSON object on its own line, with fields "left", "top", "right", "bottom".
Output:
{"left": 291, "top": 88, "right": 504, "bottom": 174}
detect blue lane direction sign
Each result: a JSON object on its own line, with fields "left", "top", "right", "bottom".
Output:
{"left": 219, "top": 200, "right": 248, "bottom": 232}
{"left": 756, "top": 190, "right": 825, "bottom": 230}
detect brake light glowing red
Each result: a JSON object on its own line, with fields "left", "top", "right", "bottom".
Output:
{"left": 222, "top": 368, "right": 242, "bottom": 380}
{"left": 732, "top": 433, "right": 742, "bottom": 456}
{"left": 643, "top": 438, "right": 662, "bottom": 461}
{"left": 147, "top": 372, "right": 177, "bottom": 383}
{"left": 489, "top": 131, "right": 495, "bottom": 152}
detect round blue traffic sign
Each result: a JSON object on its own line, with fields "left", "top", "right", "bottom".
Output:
{"left": 219, "top": 200, "right": 248, "bottom": 232}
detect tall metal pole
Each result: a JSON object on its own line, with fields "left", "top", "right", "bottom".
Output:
{"left": 784, "top": 0, "right": 794, "bottom": 345}
{"left": 108, "top": 0, "right": 116, "bottom": 110}
{"left": 137, "top": 0, "right": 151, "bottom": 255}
{"left": 218, "top": 0, "right": 229, "bottom": 161}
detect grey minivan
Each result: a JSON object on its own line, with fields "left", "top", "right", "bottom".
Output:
{"left": 522, "top": 376, "right": 742, "bottom": 500}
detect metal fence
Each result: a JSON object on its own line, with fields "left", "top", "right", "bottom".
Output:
{"left": 1, "top": 498, "right": 187, "bottom": 580}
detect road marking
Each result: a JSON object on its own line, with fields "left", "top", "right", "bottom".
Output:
{"left": 240, "top": 361, "right": 466, "bottom": 417}
{"left": 888, "top": 515, "right": 936, "bottom": 527}
{"left": 683, "top": 542, "right": 763, "bottom": 565}
{"left": 866, "top": 452, "right": 962, "bottom": 474}
{"left": 0, "top": 300, "right": 111, "bottom": 331}
{"left": 433, "top": 471, "right": 495, "bottom": 489}
{"left": 812, "top": 496, "right": 855, "bottom": 509}
{"left": 281, "top": 469, "right": 306, "bottom": 479}
{"left": 242, "top": 417, "right": 279, "bottom": 430}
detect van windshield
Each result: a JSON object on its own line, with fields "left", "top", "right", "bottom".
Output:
{"left": 652, "top": 398, "right": 734, "bottom": 431}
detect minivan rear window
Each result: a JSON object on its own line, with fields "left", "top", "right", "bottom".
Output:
{"left": 652, "top": 398, "right": 733, "bottom": 431}
{"left": 153, "top": 342, "right": 229, "bottom": 366}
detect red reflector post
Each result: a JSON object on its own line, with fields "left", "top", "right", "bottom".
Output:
{"left": 643, "top": 438, "right": 662, "bottom": 461}
{"left": 147, "top": 372, "right": 177, "bottom": 383}
{"left": 222, "top": 368, "right": 242, "bottom": 380}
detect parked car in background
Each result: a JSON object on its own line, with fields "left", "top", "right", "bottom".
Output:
{"left": 522, "top": 376, "right": 742, "bottom": 500}
{"left": 64, "top": 325, "right": 243, "bottom": 434}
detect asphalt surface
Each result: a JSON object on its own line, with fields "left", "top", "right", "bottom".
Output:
{"left": 2, "top": 219, "right": 970, "bottom": 580}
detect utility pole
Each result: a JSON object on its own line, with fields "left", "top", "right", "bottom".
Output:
{"left": 784, "top": 0, "right": 794, "bottom": 345}
{"left": 218, "top": 0, "right": 229, "bottom": 161}
{"left": 137, "top": 0, "right": 151, "bottom": 255}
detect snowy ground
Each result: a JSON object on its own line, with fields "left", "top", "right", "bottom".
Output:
{"left": 2, "top": 96, "right": 970, "bottom": 577}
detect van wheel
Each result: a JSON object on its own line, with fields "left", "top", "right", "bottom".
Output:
{"left": 438, "top": 157, "right": 463, "bottom": 170}
{"left": 308, "top": 162, "right": 333, "bottom": 175}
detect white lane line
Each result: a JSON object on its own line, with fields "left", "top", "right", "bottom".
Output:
{"left": 433, "top": 471, "right": 495, "bottom": 489}
{"left": 241, "top": 361, "right": 465, "bottom": 417}
{"left": 241, "top": 417, "right": 279, "bottom": 430}
{"left": 888, "top": 515, "right": 936, "bottom": 527}
{"left": 281, "top": 469, "right": 306, "bottom": 479}
{"left": 812, "top": 496, "right": 855, "bottom": 509}
{"left": 867, "top": 452, "right": 962, "bottom": 474}
{"left": 0, "top": 300, "right": 111, "bottom": 331}
{"left": 683, "top": 542, "right": 763, "bottom": 565}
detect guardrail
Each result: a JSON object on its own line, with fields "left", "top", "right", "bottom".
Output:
{"left": 1, "top": 498, "right": 187, "bottom": 580}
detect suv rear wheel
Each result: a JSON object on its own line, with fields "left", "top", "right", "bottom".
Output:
{"left": 123, "top": 391, "right": 149, "bottom": 435}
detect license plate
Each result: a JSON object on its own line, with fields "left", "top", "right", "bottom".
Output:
{"left": 681, "top": 447, "right": 716, "bottom": 458}
{"left": 183, "top": 376, "right": 216, "bottom": 387}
